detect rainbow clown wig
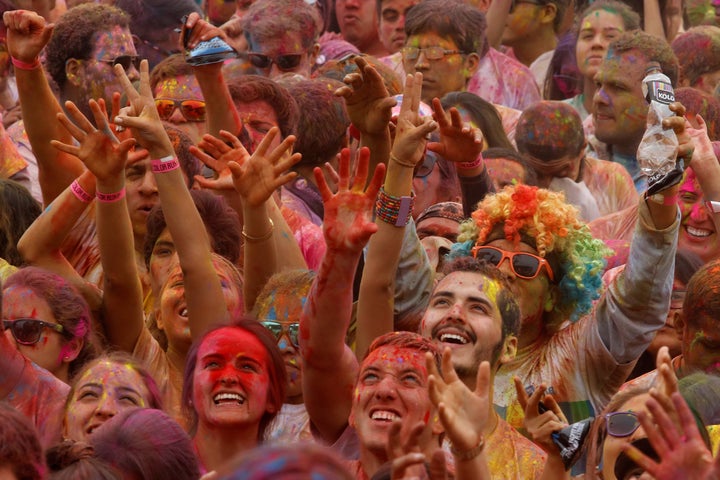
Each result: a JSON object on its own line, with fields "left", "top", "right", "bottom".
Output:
{"left": 451, "top": 184, "right": 612, "bottom": 322}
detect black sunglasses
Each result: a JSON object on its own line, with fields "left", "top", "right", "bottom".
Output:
{"left": 261, "top": 320, "right": 300, "bottom": 347}
{"left": 247, "top": 53, "right": 303, "bottom": 71}
{"left": 3, "top": 318, "right": 68, "bottom": 345}
{"left": 97, "top": 55, "right": 141, "bottom": 71}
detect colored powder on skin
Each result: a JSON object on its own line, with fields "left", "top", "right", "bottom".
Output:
{"left": 483, "top": 279, "right": 501, "bottom": 305}
{"left": 690, "top": 330, "right": 707, "bottom": 350}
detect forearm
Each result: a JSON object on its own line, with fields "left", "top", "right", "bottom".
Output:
{"left": 193, "top": 64, "right": 242, "bottom": 137}
{"left": 15, "top": 68, "right": 83, "bottom": 203}
{"left": 268, "top": 197, "right": 307, "bottom": 270}
{"left": 540, "top": 455, "right": 570, "bottom": 480}
{"left": 455, "top": 452, "right": 492, "bottom": 480}
{"left": 242, "top": 201, "right": 277, "bottom": 313}
{"left": 18, "top": 170, "right": 94, "bottom": 265}
{"left": 95, "top": 174, "right": 144, "bottom": 352}
{"left": 485, "top": 0, "right": 511, "bottom": 48}
{"left": 360, "top": 129, "right": 391, "bottom": 187}
{"left": 460, "top": 167, "right": 495, "bottom": 218}
{"left": 642, "top": 0, "right": 665, "bottom": 38}
{"left": 597, "top": 197, "right": 679, "bottom": 362}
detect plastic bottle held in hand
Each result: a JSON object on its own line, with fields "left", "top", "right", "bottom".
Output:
{"left": 637, "top": 63, "right": 678, "bottom": 177}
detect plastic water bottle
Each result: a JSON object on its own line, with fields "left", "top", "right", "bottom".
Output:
{"left": 637, "top": 62, "right": 678, "bottom": 177}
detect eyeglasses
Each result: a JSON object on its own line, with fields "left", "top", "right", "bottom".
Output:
{"left": 247, "top": 53, "right": 304, "bottom": 71}
{"left": 155, "top": 98, "right": 207, "bottom": 122}
{"left": 670, "top": 289, "right": 686, "bottom": 310}
{"left": 401, "top": 46, "right": 464, "bottom": 61}
{"left": 96, "top": 55, "right": 141, "bottom": 71}
{"left": 605, "top": 411, "right": 641, "bottom": 437}
{"left": 510, "top": 0, "right": 544, "bottom": 12}
{"left": 471, "top": 245, "right": 555, "bottom": 281}
{"left": 3, "top": 318, "right": 68, "bottom": 345}
{"left": 261, "top": 320, "right": 300, "bottom": 347}
{"left": 414, "top": 151, "right": 437, "bottom": 178}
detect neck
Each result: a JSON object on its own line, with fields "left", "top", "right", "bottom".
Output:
{"left": 194, "top": 422, "right": 260, "bottom": 471}
{"left": 511, "top": 32, "right": 556, "bottom": 66}
{"left": 517, "top": 313, "right": 549, "bottom": 350}
{"left": 166, "top": 344, "right": 189, "bottom": 375}
{"left": 359, "top": 37, "right": 390, "bottom": 58}
{"left": 582, "top": 77, "right": 596, "bottom": 114}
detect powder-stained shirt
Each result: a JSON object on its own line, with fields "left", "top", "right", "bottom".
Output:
{"left": 468, "top": 48, "right": 542, "bottom": 111}
{"left": 495, "top": 199, "right": 679, "bottom": 431}
{"left": 582, "top": 156, "right": 639, "bottom": 217}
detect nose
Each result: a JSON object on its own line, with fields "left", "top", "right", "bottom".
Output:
{"left": 138, "top": 170, "right": 158, "bottom": 196}
{"left": 220, "top": 368, "right": 240, "bottom": 386}
{"left": 269, "top": 63, "right": 283, "bottom": 79}
{"left": 168, "top": 106, "right": 185, "bottom": 124}
{"left": 373, "top": 374, "right": 398, "bottom": 399}
{"left": 94, "top": 394, "right": 119, "bottom": 420}
{"left": 4, "top": 329, "right": 13, "bottom": 345}
{"left": 126, "top": 64, "right": 140, "bottom": 83}
{"left": 593, "top": 86, "right": 609, "bottom": 106}
{"left": 413, "top": 50, "right": 430, "bottom": 70}
{"left": 277, "top": 333, "right": 298, "bottom": 353}
{"left": 690, "top": 201, "right": 710, "bottom": 221}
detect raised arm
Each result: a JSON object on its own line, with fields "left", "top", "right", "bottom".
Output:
{"left": 50, "top": 99, "right": 142, "bottom": 353}
{"left": 4, "top": 9, "right": 83, "bottom": 204}
{"left": 182, "top": 13, "right": 242, "bottom": 138}
{"left": 114, "top": 60, "right": 227, "bottom": 340}
{"left": 356, "top": 72, "right": 437, "bottom": 358}
{"left": 300, "top": 147, "right": 385, "bottom": 444}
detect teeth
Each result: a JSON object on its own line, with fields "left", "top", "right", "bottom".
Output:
{"left": 687, "top": 226, "right": 712, "bottom": 238}
{"left": 371, "top": 411, "right": 398, "bottom": 421}
{"left": 439, "top": 333, "right": 468, "bottom": 345}
{"left": 179, "top": 308, "right": 188, "bottom": 317}
{"left": 213, "top": 393, "right": 245, "bottom": 405}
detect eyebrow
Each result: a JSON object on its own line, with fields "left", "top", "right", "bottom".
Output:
{"left": 116, "top": 386, "right": 142, "bottom": 397}
{"left": 431, "top": 290, "right": 493, "bottom": 307}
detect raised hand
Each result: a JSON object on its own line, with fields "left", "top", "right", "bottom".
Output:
{"left": 427, "top": 97, "right": 484, "bottom": 165}
{"left": 50, "top": 99, "right": 135, "bottom": 183}
{"left": 427, "top": 348, "right": 488, "bottom": 454}
{"left": 391, "top": 73, "right": 437, "bottom": 166}
{"left": 387, "top": 421, "right": 448, "bottom": 480}
{"left": 513, "top": 377, "right": 568, "bottom": 454}
{"left": 623, "top": 392, "right": 714, "bottom": 480}
{"left": 227, "top": 127, "right": 301, "bottom": 207}
{"left": 112, "top": 60, "right": 172, "bottom": 157}
{"left": 182, "top": 12, "right": 230, "bottom": 50}
{"left": 3, "top": 9, "right": 53, "bottom": 63}
{"left": 191, "top": 129, "right": 252, "bottom": 194}
{"left": 314, "top": 146, "right": 385, "bottom": 252}
{"left": 335, "top": 56, "right": 397, "bottom": 136}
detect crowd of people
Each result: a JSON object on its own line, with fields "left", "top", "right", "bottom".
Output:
{"left": 2, "top": 0, "right": 720, "bottom": 478}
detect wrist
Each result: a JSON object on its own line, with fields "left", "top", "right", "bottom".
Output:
{"left": 450, "top": 436, "right": 485, "bottom": 462}
{"left": 376, "top": 187, "right": 414, "bottom": 227}
{"left": 11, "top": 56, "right": 40, "bottom": 71}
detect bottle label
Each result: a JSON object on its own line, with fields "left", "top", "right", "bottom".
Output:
{"left": 646, "top": 80, "right": 675, "bottom": 105}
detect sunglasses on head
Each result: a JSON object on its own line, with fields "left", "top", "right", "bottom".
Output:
{"left": 471, "top": 245, "right": 555, "bottom": 281}
{"left": 605, "top": 411, "right": 641, "bottom": 437}
{"left": 3, "top": 318, "right": 68, "bottom": 346}
{"left": 154, "top": 98, "right": 207, "bottom": 122}
{"left": 261, "top": 320, "right": 300, "bottom": 347}
{"left": 97, "top": 55, "right": 141, "bottom": 71}
{"left": 247, "top": 53, "right": 303, "bottom": 71}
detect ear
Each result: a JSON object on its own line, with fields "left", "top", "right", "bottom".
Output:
{"left": 464, "top": 52, "right": 480, "bottom": 78}
{"left": 539, "top": 3, "right": 558, "bottom": 27}
{"left": 674, "top": 311, "right": 685, "bottom": 338}
{"left": 543, "top": 285, "right": 557, "bottom": 312}
{"left": 62, "top": 337, "right": 84, "bottom": 364}
{"left": 499, "top": 335, "right": 518, "bottom": 365}
{"left": 308, "top": 42, "right": 320, "bottom": 66}
{"left": 155, "top": 310, "right": 165, "bottom": 332}
{"left": 65, "top": 58, "right": 85, "bottom": 88}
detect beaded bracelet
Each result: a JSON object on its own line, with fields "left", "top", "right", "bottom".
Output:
{"left": 11, "top": 56, "right": 40, "bottom": 71}
{"left": 96, "top": 188, "right": 126, "bottom": 203}
{"left": 151, "top": 154, "right": 180, "bottom": 173}
{"left": 242, "top": 218, "right": 274, "bottom": 243}
{"left": 458, "top": 152, "right": 484, "bottom": 170}
{"left": 70, "top": 179, "right": 93, "bottom": 203}
{"left": 375, "top": 187, "right": 414, "bottom": 227}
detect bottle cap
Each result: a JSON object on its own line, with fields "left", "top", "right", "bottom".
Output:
{"left": 645, "top": 61, "right": 662, "bottom": 74}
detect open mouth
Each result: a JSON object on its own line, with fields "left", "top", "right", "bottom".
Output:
{"left": 213, "top": 392, "right": 246, "bottom": 405}
{"left": 86, "top": 423, "right": 103, "bottom": 436}
{"left": 438, "top": 332, "right": 470, "bottom": 345}
{"left": 179, "top": 307, "right": 188, "bottom": 318}
{"left": 370, "top": 409, "right": 400, "bottom": 422}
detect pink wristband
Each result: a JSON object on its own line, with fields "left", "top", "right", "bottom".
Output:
{"left": 458, "top": 152, "right": 483, "bottom": 170}
{"left": 70, "top": 180, "right": 93, "bottom": 203}
{"left": 151, "top": 155, "right": 180, "bottom": 173}
{"left": 96, "top": 188, "right": 126, "bottom": 203}
{"left": 11, "top": 56, "right": 40, "bottom": 70}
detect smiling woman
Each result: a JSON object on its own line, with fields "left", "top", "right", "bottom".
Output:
{"left": 181, "top": 318, "right": 286, "bottom": 473}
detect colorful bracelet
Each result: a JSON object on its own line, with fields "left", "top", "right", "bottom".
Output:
{"left": 96, "top": 188, "right": 126, "bottom": 203}
{"left": 458, "top": 152, "right": 484, "bottom": 170}
{"left": 375, "top": 187, "right": 414, "bottom": 227}
{"left": 70, "top": 179, "right": 93, "bottom": 203}
{"left": 151, "top": 155, "right": 180, "bottom": 173}
{"left": 11, "top": 56, "right": 40, "bottom": 70}
{"left": 242, "top": 218, "right": 274, "bottom": 243}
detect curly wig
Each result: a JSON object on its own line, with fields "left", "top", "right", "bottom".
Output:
{"left": 450, "top": 184, "right": 612, "bottom": 321}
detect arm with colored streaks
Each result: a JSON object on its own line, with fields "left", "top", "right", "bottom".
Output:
{"left": 356, "top": 72, "right": 437, "bottom": 359}
{"left": 183, "top": 13, "right": 243, "bottom": 138}
{"left": 49, "top": 99, "right": 143, "bottom": 353}
{"left": 4, "top": 10, "right": 84, "bottom": 205}
{"left": 300, "top": 147, "right": 385, "bottom": 444}
{"left": 114, "top": 60, "right": 226, "bottom": 341}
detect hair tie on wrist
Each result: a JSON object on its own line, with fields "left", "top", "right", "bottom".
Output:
{"left": 70, "top": 179, "right": 93, "bottom": 203}
{"left": 458, "top": 152, "right": 484, "bottom": 170}
{"left": 96, "top": 188, "right": 126, "bottom": 203}
{"left": 11, "top": 56, "right": 40, "bottom": 70}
